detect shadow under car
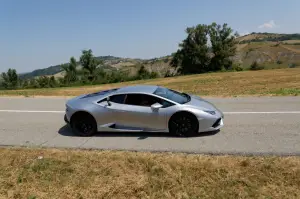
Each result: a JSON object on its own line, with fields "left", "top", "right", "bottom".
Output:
{"left": 58, "top": 125, "right": 220, "bottom": 140}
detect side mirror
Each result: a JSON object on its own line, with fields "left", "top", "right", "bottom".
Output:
{"left": 151, "top": 103, "right": 163, "bottom": 110}
{"left": 106, "top": 96, "right": 111, "bottom": 106}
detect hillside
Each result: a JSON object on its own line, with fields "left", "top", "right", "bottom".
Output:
{"left": 18, "top": 32, "right": 300, "bottom": 79}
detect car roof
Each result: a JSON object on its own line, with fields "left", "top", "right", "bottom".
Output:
{"left": 115, "top": 85, "right": 159, "bottom": 94}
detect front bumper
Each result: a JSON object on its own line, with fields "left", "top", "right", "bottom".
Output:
{"left": 64, "top": 114, "right": 69, "bottom": 124}
{"left": 198, "top": 117, "right": 224, "bottom": 133}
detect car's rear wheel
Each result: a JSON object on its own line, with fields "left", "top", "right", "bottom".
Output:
{"left": 71, "top": 112, "right": 97, "bottom": 136}
{"left": 169, "top": 112, "right": 199, "bottom": 137}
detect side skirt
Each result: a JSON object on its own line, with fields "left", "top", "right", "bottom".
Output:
{"left": 97, "top": 123, "right": 168, "bottom": 133}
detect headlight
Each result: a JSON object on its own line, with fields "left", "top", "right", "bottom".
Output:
{"left": 204, "top": 110, "right": 216, "bottom": 115}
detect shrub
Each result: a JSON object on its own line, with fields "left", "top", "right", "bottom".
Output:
{"left": 164, "top": 70, "right": 175, "bottom": 77}
{"left": 231, "top": 63, "right": 244, "bottom": 71}
{"left": 22, "top": 79, "right": 30, "bottom": 89}
{"left": 288, "top": 63, "right": 296, "bottom": 68}
{"left": 29, "top": 78, "right": 39, "bottom": 88}
{"left": 250, "top": 61, "right": 264, "bottom": 70}
{"left": 134, "top": 65, "right": 158, "bottom": 80}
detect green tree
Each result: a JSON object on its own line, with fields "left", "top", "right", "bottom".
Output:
{"left": 36, "top": 76, "right": 50, "bottom": 88}
{"left": 57, "top": 77, "right": 65, "bottom": 87}
{"left": 79, "top": 49, "right": 103, "bottom": 81}
{"left": 29, "top": 78, "right": 38, "bottom": 88}
{"left": 171, "top": 22, "right": 238, "bottom": 74}
{"left": 49, "top": 76, "right": 57, "bottom": 87}
{"left": 61, "top": 57, "right": 78, "bottom": 83}
{"left": 137, "top": 65, "right": 148, "bottom": 78}
{"left": 22, "top": 79, "right": 29, "bottom": 88}
{"left": 1, "top": 68, "right": 19, "bottom": 89}
{"left": 170, "top": 24, "right": 210, "bottom": 74}
{"left": 209, "top": 23, "right": 238, "bottom": 70}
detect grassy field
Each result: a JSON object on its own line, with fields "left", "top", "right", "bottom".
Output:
{"left": 0, "top": 147, "right": 299, "bottom": 199}
{"left": 1, "top": 68, "right": 300, "bottom": 97}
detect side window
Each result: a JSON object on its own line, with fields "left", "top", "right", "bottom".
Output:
{"left": 160, "top": 100, "right": 174, "bottom": 108}
{"left": 124, "top": 94, "right": 146, "bottom": 106}
{"left": 110, "top": 94, "right": 126, "bottom": 104}
{"left": 97, "top": 94, "right": 126, "bottom": 104}
{"left": 124, "top": 94, "right": 174, "bottom": 108}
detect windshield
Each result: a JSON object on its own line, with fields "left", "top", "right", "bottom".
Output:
{"left": 154, "top": 87, "right": 190, "bottom": 104}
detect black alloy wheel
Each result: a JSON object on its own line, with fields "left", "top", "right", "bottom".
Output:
{"left": 71, "top": 113, "right": 97, "bottom": 136}
{"left": 169, "top": 112, "right": 199, "bottom": 137}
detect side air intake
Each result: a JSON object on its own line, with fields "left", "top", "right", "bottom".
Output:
{"left": 212, "top": 118, "right": 221, "bottom": 128}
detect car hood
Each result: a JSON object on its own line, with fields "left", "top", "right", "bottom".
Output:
{"left": 185, "top": 95, "right": 223, "bottom": 116}
{"left": 185, "top": 95, "right": 216, "bottom": 110}
{"left": 66, "top": 93, "right": 99, "bottom": 108}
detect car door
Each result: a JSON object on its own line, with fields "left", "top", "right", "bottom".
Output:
{"left": 117, "top": 93, "right": 172, "bottom": 131}
{"left": 96, "top": 94, "right": 127, "bottom": 126}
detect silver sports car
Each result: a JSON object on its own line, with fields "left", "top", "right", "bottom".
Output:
{"left": 64, "top": 85, "right": 224, "bottom": 137}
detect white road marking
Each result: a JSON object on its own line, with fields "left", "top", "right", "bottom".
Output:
{"left": 0, "top": 110, "right": 300, "bottom": 114}
{"left": 0, "top": 110, "right": 64, "bottom": 113}
{"left": 224, "top": 111, "right": 300, "bottom": 114}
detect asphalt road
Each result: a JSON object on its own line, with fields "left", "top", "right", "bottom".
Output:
{"left": 0, "top": 96, "right": 300, "bottom": 155}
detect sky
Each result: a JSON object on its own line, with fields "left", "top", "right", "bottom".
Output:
{"left": 1, "top": 0, "right": 300, "bottom": 73}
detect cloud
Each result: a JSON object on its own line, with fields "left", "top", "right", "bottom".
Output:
{"left": 258, "top": 20, "right": 278, "bottom": 29}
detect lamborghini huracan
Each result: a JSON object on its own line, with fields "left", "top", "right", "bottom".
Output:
{"left": 64, "top": 85, "right": 224, "bottom": 137}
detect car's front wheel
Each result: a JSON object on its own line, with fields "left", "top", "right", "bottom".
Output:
{"left": 169, "top": 112, "right": 199, "bottom": 137}
{"left": 71, "top": 112, "right": 97, "bottom": 136}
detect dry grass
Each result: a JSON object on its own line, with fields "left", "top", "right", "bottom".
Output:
{"left": 282, "top": 45, "right": 300, "bottom": 53}
{"left": 111, "top": 61, "right": 136, "bottom": 69}
{"left": 0, "top": 147, "right": 300, "bottom": 199}
{"left": 282, "top": 40, "right": 300, "bottom": 44}
{"left": 1, "top": 68, "right": 300, "bottom": 97}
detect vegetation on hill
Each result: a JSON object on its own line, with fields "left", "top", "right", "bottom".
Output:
{"left": 1, "top": 68, "right": 299, "bottom": 97}
{"left": 18, "top": 55, "right": 169, "bottom": 80}
{"left": 1, "top": 22, "right": 300, "bottom": 91}
{"left": 237, "top": 32, "right": 300, "bottom": 43}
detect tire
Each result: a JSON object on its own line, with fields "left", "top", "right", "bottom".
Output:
{"left": 169, "top": 112, "right": 199, "bottom": 137}
{"left": 71, "top": 112, "right": 97, "bottom": 136}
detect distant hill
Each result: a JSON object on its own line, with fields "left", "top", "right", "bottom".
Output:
{"left": 19, "top": 55, "right": 174, "bottom": 79}
{"left": 19, "top": 64, "right": 65, "bottom": 79}
{"left": 18, "top": 32, "right": 300, "bottom": 79}
{"left": 236, "top": 32, "right": 300, "bottom": 43}
{"left": 233, "top": 33, "right": 300, "bottom": 68}
{"left": 18, "top": 56, "right": 124, "bottom": 79}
